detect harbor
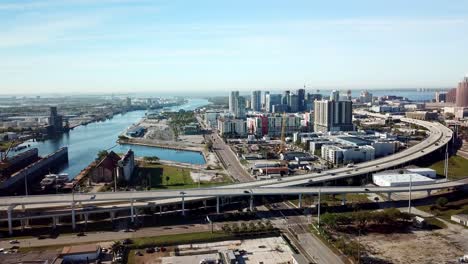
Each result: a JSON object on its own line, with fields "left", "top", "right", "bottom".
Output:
{"left": 14, "top": 99, "right": 210, "bottom": 179}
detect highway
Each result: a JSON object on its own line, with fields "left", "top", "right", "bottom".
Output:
{"left": 0, "top": 115, "right": 459, "bottom": 233}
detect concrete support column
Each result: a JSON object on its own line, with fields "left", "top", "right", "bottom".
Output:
{"left": 341, "top": 194, "right": 346, "bottom": 206}
{"left": 7, "top": 207, "right": 13, "bottom": 236}
{"left": 203, "top": 200, "right": 207, "bottom": 209}
{"left": 182, "top": 196, "right": 186, "bottom": 216}
{"left": 84, "top": 213, "right": 89, "bottom": 226}
{"left": 20, "top": 219, "right": 25, "bottom": 231}
{"left": 216, "top": 196, "right": 220, "bottom": 214}
{"left": 110, "top": 211, "right": 115, "bottom": 223}
{"left": 387, "top": 192, "right": 392, "bottom": 201}
{"left": 249, "top": 195, "right": 254, "bottom": 211}
{"left": 298, "top": 194, "right": 302, "bottom": 208}
{"left": 427, "top": 190, "right": 432, "bottom": 196}
{"left": 71, "top": 202, "right": 76, "bottom": 231}
{"left": 159, "top": 205, "right": 162, "bottom": 216}
{"left": 53, "top": 217, "right": 58, "bottom": 229}
{"left": 130, "top": 200, "right": 135, "bottom": 223}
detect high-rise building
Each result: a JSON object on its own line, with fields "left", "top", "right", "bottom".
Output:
{"left": 289, "top": 94, "right": 299, "bottom": 112}
{"left": 456, "top": 76, "right": 468, "bottom": 107}
{"left": 282, "top": 91, "right": 291, "bottom": 105}
{"left": 346, "top": 90, "right": 352, "bottom": 101}
{"left": 330, "top": 90, "right": 340, "bottom": 101}
{"left": 251, "top": 90, "right": 262, "bottom": 111}
{"left": 314, "top": 100, "right": 353, "bottom": 132}
{"left": 228, "top": 91, "right": 246, "bottom": 119}
{"left": 262, "top": 91, "right": 270, "bottom": 110}
{"left": 236, "top": 97, "right": 246, "bottom": 119}
{"left": 360, "top": 90, "right": 373, "bottom": 103}
{"left": 446, "top": 88, "right": 457, "bottom": 104}
{"left": 48, "top": 106, "right": 63, "bottom": 134}
{"left": 229, "top": 91, "right": 239, "bottom": 113}
{"left": 296, "top": 88, "right": 305, "bottom": 111}
{"left": 434, "top": 91, "right": 447, "bottom": 103}
{"left": 265, "top": 94, "right": 282, "bottom": 113}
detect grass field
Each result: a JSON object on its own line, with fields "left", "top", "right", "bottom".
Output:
{"left": 429, "top": 155, "right": 468, "bottom": 180}
{"left": 417, "top": 196, "right": 468, "bottom": 223}
{"left": 134, "top": 164, "right": 231, "bottom": 189}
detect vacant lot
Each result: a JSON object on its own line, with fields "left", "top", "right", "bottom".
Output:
{"left": 133, "top": 164, "right": 230, "bottom": 189}
{"left": 360, "top": 229, "right": 463, "bottom": 263}
{"left": 429, "top": 155, "right": 468, "bottom": 180}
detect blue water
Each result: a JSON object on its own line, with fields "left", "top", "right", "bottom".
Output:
{"left": 17, "top": 98, "right": 210, "bottom": 178}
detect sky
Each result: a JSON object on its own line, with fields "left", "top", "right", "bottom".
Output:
{"left": 1, "top": 0, "right": 468, "bottom": 95}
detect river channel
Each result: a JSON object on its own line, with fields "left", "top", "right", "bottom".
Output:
{"left": 19, "top": 98, "right": 209, "bottom": 179}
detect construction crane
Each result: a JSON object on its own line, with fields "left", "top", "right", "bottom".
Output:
{"left": 279, "top": 112, "right": 287, "bottom": 154}
{"left": 1, "top": 140, "right": 16, "bottom": 162}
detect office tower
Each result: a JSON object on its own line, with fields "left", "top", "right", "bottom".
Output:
{"left": 296, "top": 88, "right": 305, "bottom": 111}
{"left": 446, "top": 88, "right": 457, "bottom": 104}
{"left": 266, "top": 93, "right": 282, "bottom": 113}
{"left": 289, "top": 94, "right": 299, "bottom": 112}
{"left": 282, "top": 91, "right": 291, "bottom": 105}
{"left": 229, "top": 91, "right": 239, "bottom": 113}
{"left": 262, "top": 91, "right": 270, "bottom": 110}
{"left": 236, "top": 96, "right": 246, "bottom": 118}
{"left": 360, "top": 90, "right": 373, "bottom": 103}
{"left": 48, "top": 106, "right": 63, "bottom": 133}
{"left": 346, "top": 90, "right": 352, "bottom": 101}
{"left": 251, "top": 90, "right": 262, "bottom": 111}
{"left": 330, "top": 90, "right": 340, "bottom": 101}
{"left": 434, "top": 91, "right": 447, "bottom": 103}
{"left": 456, "top": 76, "right": 468, "bottom": 107}
{"left": 314, "top": 100, "right": 353, "bottom": 132}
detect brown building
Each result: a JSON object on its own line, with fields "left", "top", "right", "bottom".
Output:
{"left": 446, "top": 88, "right": 457, "bottom": 104}
{"left": 405, "top": 111, "right": 439, "bottom": 121}
{"left": 90, "top": 151, "right": 121, "bottom": 183}
{"left": 456, "top": 77, "right": 468, "bottom": 107}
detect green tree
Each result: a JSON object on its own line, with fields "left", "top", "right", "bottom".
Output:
{"left": 96, "top": 150, "right": 108, "bottom": 161}
{"left": 436, "top": 197, "right": 449, "bottom": 208}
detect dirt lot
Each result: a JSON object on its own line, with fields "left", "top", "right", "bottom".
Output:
{"left": 360, "top": 228, "right": 464, "bottom": 263}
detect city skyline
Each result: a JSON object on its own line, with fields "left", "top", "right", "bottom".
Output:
{"left": 1, "top": 0, "right": 468, "bottom": 94}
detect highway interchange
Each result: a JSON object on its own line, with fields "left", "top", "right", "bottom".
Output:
{"left": 0, "top": 113, "right": 466, "bottom": 238}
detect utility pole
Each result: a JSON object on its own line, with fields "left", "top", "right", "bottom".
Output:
{"left": 444, "top": 143, "right": 449, "bottom": 181}
{"left": 317, "top": 187, "right": 321, "bottom": 227}
{"left": 408, "top": 174, "right": 412, "bottom": 214}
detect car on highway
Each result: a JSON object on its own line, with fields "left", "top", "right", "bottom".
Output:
{"left": 364, "top": 188, "right": 370, "bottom": 191}
{"left": 9, "top": 240, "right": 19, "bottom": 244}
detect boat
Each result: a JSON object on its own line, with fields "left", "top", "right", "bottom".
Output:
{"left": 40, "top": 173, "right": 69, "bottom": 190}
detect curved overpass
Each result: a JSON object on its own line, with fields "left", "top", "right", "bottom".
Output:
{"left": 0, "top": 116, "right": 457, "bottom": 234}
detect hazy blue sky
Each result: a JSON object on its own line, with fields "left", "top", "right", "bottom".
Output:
{"left": 1, "top": 0, "right": 467, "bottom": 94}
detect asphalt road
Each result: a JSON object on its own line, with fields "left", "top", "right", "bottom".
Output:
{"left": 0, "top": 223, "right": 211, "bottom": 249}
{"left": 206, "top": 131, "right": 253, "bottom": 183}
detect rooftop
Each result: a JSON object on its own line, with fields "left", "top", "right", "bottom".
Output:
{"left": 336, "top": 136, "right": 372, "bottom": 146}
{"left": 61, "top": 244, "right": 100, "bottom": 255}
{"left": 373, "top": 173, "right": 435, "bottom": 183}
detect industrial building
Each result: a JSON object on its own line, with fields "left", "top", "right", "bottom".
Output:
{"left": 372, "top": 173, "right": 435, "bottom": 187}
{"left": 91, "top": 149, "right": 135, "bottom": 183}
{"left": 321, "top": 145, "right": 375, "bottom": 165}
{"left": 126, "top": 126, "right": 145, "bottom": 137}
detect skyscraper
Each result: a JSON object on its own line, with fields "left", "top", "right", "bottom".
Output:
{"left": 262, "top": 91, "right": 270, "bottom": 110}
{"left": 229, "top": 91, "right": 239, "bottom": 113}
{"left": 251, "top": 90, "right": 262, "bottom": 111}
{"left": 282, "top": 90, "right": 291, "bottom": 105}
{"left": 296, "top": 88, "right": 305, "bottom": 111}
{"left": 314, "top": 100, "right": 353, "bottom": 132}
{"left": 456, "top": 76, "right": 468, "bottom": 107}
{"left": 48, "top": 106, "right": 63, "bottom": 134}
{"left": 434, "top": 91, "right": 447, "bottom": 103}
{"left": 289, "top": 94, "right": 299, "bottom": 112}
{"left": 236, "top": 96, "right": 246, "bottom": 118}
{"left": 330, "top": 90, "right": 340, "bottom": 101}
{"left": 265, "top": 93, "right": 282, "bottom": 113}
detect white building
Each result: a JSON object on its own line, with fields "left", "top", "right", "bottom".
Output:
{"left": 218, "top": 119, "right": 247, "bottom": 137}
{"left": 371, "top": 140, "right": 400, "bottom": 157}
{"left": 372, "top": 173, "right": 435, "bottom": 187}
{"left": 321, "top": 145, "right": 375, "bottom": 164}
{"left": 406, "top": 168, "right": 437, "bottom": 178}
